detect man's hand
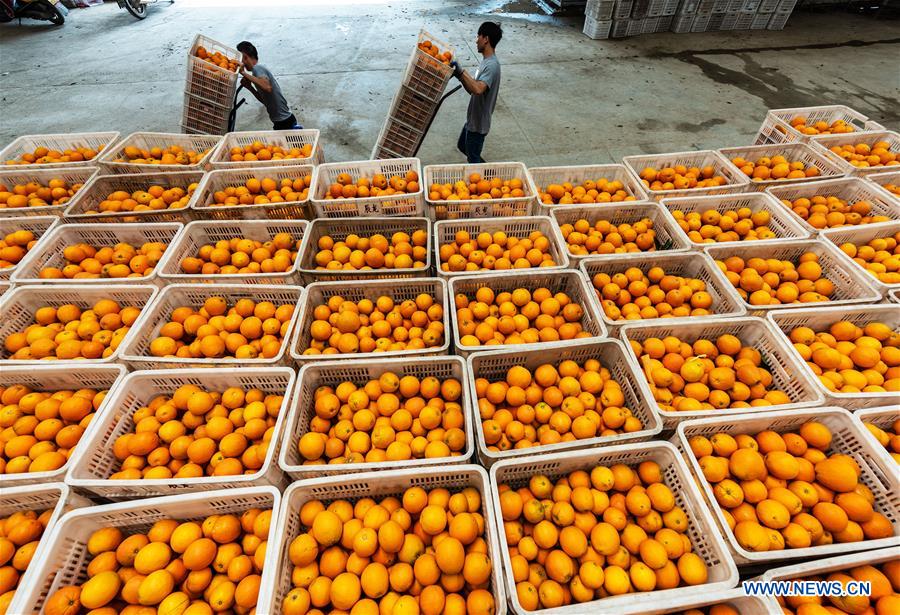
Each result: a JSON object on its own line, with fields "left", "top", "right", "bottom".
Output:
{"left": 450, "top": 61, "right": 463, "bottom": 79}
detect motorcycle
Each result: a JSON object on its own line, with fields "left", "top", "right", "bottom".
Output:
{"left": 0, "top": 0, "right": 67, "bottom": 25}
{"left": 116, "top": 0, "right": 172, "bottom": 20}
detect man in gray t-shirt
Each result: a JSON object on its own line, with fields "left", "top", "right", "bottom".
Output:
{"left": 451, "top": 22, "right": 502, "bottom": 163}
{"left": 237, "top": 41, "right": 300, "bottom": 130}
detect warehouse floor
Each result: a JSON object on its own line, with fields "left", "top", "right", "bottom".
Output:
{"left": 0, "top": 0, "right": 897, "bottom": 166}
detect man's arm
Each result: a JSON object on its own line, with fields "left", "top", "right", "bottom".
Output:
{"left": 240, "top": 67, "right": 273, "bottom": 93}
{"left": 240, "top": 77, "right": 266, "bottom": 103}
{"left": 452, "top": 62, "right": 488, "bottom": 96}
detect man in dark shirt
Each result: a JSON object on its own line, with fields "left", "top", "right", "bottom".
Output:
{"left": 451, "top": 22, "right": 502, "bottom": 163}
{"left": 236, "top": 41, "right": 301, "bottom": 130}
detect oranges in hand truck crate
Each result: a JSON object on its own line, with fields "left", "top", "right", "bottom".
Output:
{"left": 0, "top": 166, "right": 97, "bottom": 218}
{"left": 0, "top": 131, "right": 119, "bottom": 169}
{"left": 186, "top": 34, "right": 242, "bottom": 108}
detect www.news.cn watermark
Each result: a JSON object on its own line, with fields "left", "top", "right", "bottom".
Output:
{"left": 742, "top": 580, "right": 872, "bottom": 597}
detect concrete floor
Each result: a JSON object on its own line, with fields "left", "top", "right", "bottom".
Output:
{"left": 0, "top": 0, "right": 897, "bottom": 167}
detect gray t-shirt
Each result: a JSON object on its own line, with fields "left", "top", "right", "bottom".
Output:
{"left": 251, "top": 64, "right": 292, "bottom": 122}
{"left": 466, "top": 55, "right": 501, "bottom": 135}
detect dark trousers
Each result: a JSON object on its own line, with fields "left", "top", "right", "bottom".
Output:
{"left": 273, "top": 113, "right": 301, "bottom": 130}
{"left": 457, "top": 124, "right": 486, "bottom": 163}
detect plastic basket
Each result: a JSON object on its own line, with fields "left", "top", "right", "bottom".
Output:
{"left": 424, "top": 162, "right": 538, "bottom": 221}
{"left": 586, "top": 0, "right": 616, "bottom": 19}
{"left": 671, "top": 14, "right": 695, "bottom": 32}
{"left": 0, "top": 132, "right": 119, "bottom": 170}
{"left": 550, "top": 202, "right": 691, "bottom": 265}
{"left": 853, "top": 405, "right": 899, "bottom": 471}
{"left": 0, "top": 215, "right": 59, "bottom": 281}
{"left": 98, "top": 131, "right": 222, "bottom": 175}
{"left": 0, "top": 166, "right": 98, "bottom": 218}
{"left": 614, "top": 0, "right": 634, "bottom": 17}
{"left": 583, "top": 17, "right": 613, "bottom": 39}
{"left": 297, "top": 216, "right": 431, "bottom": 282}
{"left": 386, "top": 84, "right": 438, "bottom": 132}
{"left": 372, "top": 116, "right": 425, "bottom": 159}
{"left": 620, "top": 316, "right": 825, "bottom": 429}
{"left": 661, "top": 191, "right": 813, "bottom": 248}
{"left": 290, "top": 277, "right": 450, "bottom": 362}
{"left": 10, "top": 222, "right": 182, "bottom": 286}
{"left": 259, "top": 465, "right": 506, "bottom": 615}
{"left": 0, "top": 365, "right": 126, "bottom": 488}
{"left": 62, "top": 170, "right": 204, "bottom": 224}
{"left": 402, "top": 28, "right": 456, "bottom": 100}
{"left": 751, "top": 12, "right": 771, "bottom": 28}
{"left": 467, "top": 338, "right": 662, "bottom": 467}
{"left": 433, "top": 216, "right": 569, "bottom": 279}
{"left": 698, "top": 0, "right": 729, "bottom": 11}
{"left": 675, "top": 407, "right": 900, "bottom": 565}
{"left": 767, "top": 304, "right": 900, "bottom": 411}
{"left": 718, "top": 143, "right": 847, "bottom": 192}
{"left": 279, "top": 356, "right": 473, "bottom": 480}
{"left": 491, "top": 441, "right": 739, "bottom": 615}
{"left": 181, "top": 91, "right": 231, "bottom": 136}
{"left": 157, "top": 219, "right": 307, "bottom": 285}
{"left": 579, "top": 251, "right": 747, "bottom": 329}
{"left": 448, "top": 269, "right": 608, "bottom": 359}
{"left": 0, "top": 283, "right": 158, "bottom": 365}
{"left": 754, "top": 105, "right": 870, "bottom": 145}
{"left": 821, "top": 220, "right": 900, "bottom": 294}
{"left": 623, "top": 150, "right": 751, "bottom": 201}
{"left": 190, "top": 165, "right": 314, "bottom": 220}
{"left": 703, "top": 238, "right": 883, "bottom": 315}
{"left": 67, "top": 368, "right": 295, "bottom": 499}
{"left": 527, "top": 164, "right": 651, "bottom": 215}
{"left": 311, "top": 158, "right": 425, "bottom": 218}
{"left": 185, "top": 34, "right": 241, "bottom": 108}
{"left": 9, "top": 486, "right": 280, "bottom": 615}
{"left": 866, "top": 169, "right": 900, "bottom": 202}
{"left": 648, "top": 0, "right": 680, "bottom": 15}
{"left": 810, "top": 130, "right": 900, "bottom": 177}
{"left": 208, "top": 129, "right": 323, "bottom": 169}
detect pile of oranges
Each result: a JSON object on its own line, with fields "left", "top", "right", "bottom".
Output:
{"left": 630, "top": 333, "right": 792, "bottom": 412}
{"left": 91, "top": 183, "right": 198, "bottom": 215}
{"left": 313, "top": 231, "right": 428, "bottom": 271}
{"left": 826, "top": 140, "right": 898, "bottom": 170}
{"left": 4, "top": 300, "right": 142, "bottom": 361}
{"left": 784, "top": 319, "right": 900, "bottom": 395}
{"left": 325, "top": 172, "right": 419, "bottom": 200}
{"left": 785, "top": 116, "right": 856, "bottom": 136}
{"left": 0, "top": 178, "right": 83, "bottom": 209}
{"left": 282, "top": 486, "right": 495, "bottom": 615}
{"left": 38, "top": 240, "right": 167, "bottom": 280}
{"left": 537, "top": 178, "right": 637, "bottom": 205}
{"left": 670, "top": 208, "right": 778, "bottom": 243}
{"left": 777, "top": 194, "right": 889, "bottom": 229}
{"left": 417, "top": 39, "right": 453, "bottom": 64}
{"left": 474, "top": 360, "right": 643, "bottom": 453}
{"left": 227, "top": 141, "right": 314, "bottom": 162}
{"left": 296, "top": 372, "right": 466, "bottom": 465}
{"left": 775, "top": 560, "right": 900, "bottom": 615}
{"left": 715, "top": 252, "right": 835, "bottom": 305}
{"left": 109, "top": 383, "right": 284, "bottom": 480}
{"left": 456, "top": 286, "right": 591, "bottom": 348}
{"left": 590, "top": 266, "right": 715, "bottom": 322}
{"left": 303, "top": 294, "right": 444, "bottom": 356}
{"left": 4, "top": 145, "right": 101, "bottom": 165}
{"left": 0, "top": 230, "right": 38, "bottom": 269}
{"left": 439, "top": 229, "right": 557, "bottom": 273}
{"left": 44, "top": 508, "right": 271, "bottom": 614}
{"left": 874, "top": 178, "right": 900, "bottom": 198}
{"left": 148, "top": 296, "right": 295, "bottom": 360}
{"left": 862, "top": 419, "right": 900, "bottom": 464}
{"left": 194, "top": 46, "right": 241, "bottom": 72}
{"left": 116, "top": 145, "right": 210, "bottom": 167}
{"left": 500, "top": 463, "right": 710, "bottom": 611}
{"left": 180, "top": 233, "right": 301, "bottom": 276}
{"left": 429, "top": 173, "right": 526, "bottom": 201}
{"left": 686, "top": 420, "right": 894, "bottom": 553}
{"left": 557, "top": 217, "right": 658, "bottom": 256}
{"left": 638, "top": 166, "right": 729, "bottom": 192}
{"left": 0, "top": 506, "right": 52, "bottom": 612}
{"left": 0, "top": 383, "right": 108, "bottom": 475}
{"left": 730, "top": 155, "right": 821, "bottom": 183}
{"left": 210, "top": 175, "right": 311, "bottom": 207}
{"left": 836, "top": 231, "right": 900, "bottom": 285}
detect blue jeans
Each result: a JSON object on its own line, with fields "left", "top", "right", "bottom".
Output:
{"left": 457, "top": 125, "right": 486, "bottom": 163}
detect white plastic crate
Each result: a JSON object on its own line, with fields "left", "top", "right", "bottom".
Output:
{"left": 766, "top": 11, "right": 790, "bottom": 29}
{"left": 0, "top": 215, "right": 59, "bottom": 281}
{"left": 755, "top": 105, "right": 871, "bottom": 145}
{"left": 810, "top": 130, "right": 900, "bottom": 177}
{"left": 297, "top": 216, "right": 431, "bottom": 282}
{"left": 821, "top": 220, "right": 900, "bottom": 294}
{"left": 854, "top": 405, "right": 899, "bottom": 470}
{"left": 157, "top": 219, "right": 307, "bottom": 285}
{"left": 691, "top": 11, "right": 713, "bottom": 30}
{"left": 767, "top": 304, "right": 900, "bottom": 411}
{"left": 259, "top": 465, "right": 506, "bottom": 615}
{"left": 491, "top": 441, "right": 739, "bottom": 615}
{"left": 528, "top": 163, "right": 651, "bottom": 215}
{"left": 612, "top": 17, "right": 644, "bottom": 37}
{"left": 614, "top": 0, "right": 635, "bottom": 18}
{"left": 758, "top": 0, "right": 781, "bottom": 10}
{"left": 290, "top": 277, "right": 450, "bottom": 362}
{"left": 185, "top": 34, "right": 241, "bottom": 108}
{"left": 647, "top": 0, "right": 679, "bottom": 16}
{"left": 671, "top": 13, "right": 695, "bottom": 32}
{"left": 11, "top": 221, "right": 182, "bottom": 286}
{"left": 279, "top": 356, "right": 473, "bottom": 480}
{"left": 751, "top": 11, "right": 771, "bottom": 28}
{"left": 776, "top": 0, "right": 797, "bottom": 11}
{"left": 0, "top": 167, "right": 98, "bottom": 218}
{"left": 119, "top": 283, "right": 302, "bottom": 369}
{"left": 62, "top": 170, "right": 204, "bottom": 224}
{"left": 66, "top": 367, "right": 295, "bottom": 499}
{"left": 0, "top": 132, "right": 119, "bottom": 170}
{"left": 676, "top": 407, "right": 900, "bottom": 566}
{"left": 385, "top": 84, "right": 438, "bottom": 133}
{"left": 661, "top": 191, "right": 813, "bottom": 248}
{"left": 680, "top": 0, "right": 700, "bottom": 12}
{"left": 209, "top": 129, "right": 323, "bottom": 169}
{"left": 372, "top": 116, "right": 426, "bottom": 159}
{"left": 9, "top": 486, "right": 280, "bottom": 615}
{"left": 620, "top": 316, "right": 825, "bottom": 429}
{"left": 0, "top": 283, "right": 158, "bottom": 365}
{"left": 467, "top": 338, "right": 662, "bottom": 467}
{"left": 698, "top": 0, "right": 730, "bottom": 11}
{"left": 98, "top": 131, "right": 222, "bottom": 175}
{"left": 402, "top": 28, "right": 456, "bottom": 101}
{"left": 719, "top": 142, "right": 847, "bottom": 192}
{"left": 583, "top": 17, "right": 612, "bottom": 39}
{"left": 0, "top": 365, "right": 126, "bottom": 488}
{"left": 311, "top": 157, "right": 425, "bottom": 218}
{"left": 181, "top": 91, "right": 230, "bottom": 136}
{"left": 424, "top": 161, "right": 538, "bottom": 221}
{"left": 586, "top": 0, "right": 615, "bottom": 19}
{"left": 190, "top": 164, "right": 314, "bottom": 220}
{"left": 623, "top": 150, "right": 751, "bottom": 201}
{"left": 866, "top": 169, "right": 900, "bottom": 204}
{"left": 448, "top": 269, "right": 608, "bottom": 358}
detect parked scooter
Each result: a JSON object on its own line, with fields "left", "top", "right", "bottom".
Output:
{"left": 0, "top": 0, "right": 67, "bottom": 25}
{"left": 116, "top": 0, "right": 172, "bottom": 20}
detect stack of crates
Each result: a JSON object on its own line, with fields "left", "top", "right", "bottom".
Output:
{"left": 182, "top": 35, "right": 241, "bottom": 135}
{"left": 582, "top": 0, "right": 614, "bottom": 39}
{"left": 372, "top": 29, "right": 455, "bottom": 159}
